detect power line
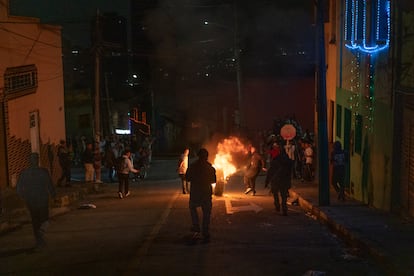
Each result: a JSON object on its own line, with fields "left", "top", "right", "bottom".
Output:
{"left": 0, "top": 24, "right": 61, "bottom": 48}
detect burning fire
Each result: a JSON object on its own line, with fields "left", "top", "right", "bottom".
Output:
{"left": 213, "top": 136, "right": 249, "bottom": 181}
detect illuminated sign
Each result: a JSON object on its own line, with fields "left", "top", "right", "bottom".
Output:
{"left": 115, "top": 129, "right": 131, "bottom": 135}
{"left": 344, "top": 0, "right": 390, "bottom": 54}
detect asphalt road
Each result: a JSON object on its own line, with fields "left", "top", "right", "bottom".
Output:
{"left": 0, "top": 159, "right": 384, "bottom": 275}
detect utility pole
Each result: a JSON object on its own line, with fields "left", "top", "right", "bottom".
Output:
{"left": 104, "top": 72, "right": 113, "bottom": 136}
{"left": 94, "top": 9, "right": 102, "bottom": 142}
{"left": 316, "top": 0, "right": 330, "bottom": 206}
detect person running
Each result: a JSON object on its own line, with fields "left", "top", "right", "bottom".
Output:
{"left": 244, "top": 146, "right": 266, "bottom": 195}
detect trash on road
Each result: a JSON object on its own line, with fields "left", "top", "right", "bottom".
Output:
{"left": 78, "top": 203, "right": 97, "bottom": 209}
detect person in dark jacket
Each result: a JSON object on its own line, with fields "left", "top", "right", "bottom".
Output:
{"left": 104, "top": 143, "right": 116, "bottom": 182}
{"left": 82, "top": 142, "right": 95, "bottom": 182}
{"left": 57, "top": 140, "right": 72, "bottom": 187}
{"left": 243, "top": 146, "right": 266, "bottom": 195}
{"left": 185, "top": 148, "right": 216, "bottom": 242}
{"left": 330, "top": 141, "right": 348, "bottom": 201}
{"left": 17, "top": 153, "right": 56, "bottom": 249}
{"left": 265, "top": 145, "right": 293, "bottom": 216}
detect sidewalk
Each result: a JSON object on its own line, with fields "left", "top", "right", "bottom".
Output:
{"left": 1, "top": 164, "right": 413, "bottom": 275}
{"left": 289, "top": 180, "right": 414, "bottom": 275}
{"left": 0, "top": 181, "right": 95, "bottom": 235}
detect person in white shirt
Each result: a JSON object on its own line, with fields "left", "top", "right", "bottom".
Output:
{"left": 117, "top": 149, "right": 139, "bottom": 199}
{"left": 177, "top": 148, "right": 190, "bottom": 194}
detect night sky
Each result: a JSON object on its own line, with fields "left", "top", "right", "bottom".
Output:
{"left": 9, "top": 0, "right": 314, "bottom": 52}
{"left": 9, "top": 0, "right": 317, "bottom": 132}
{"left": 9, "top": 0, "right": 130, "bottom": 46}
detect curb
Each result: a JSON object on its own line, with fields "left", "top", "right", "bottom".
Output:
{"left": 289, "top": 189, "right": 397, "bottom": 275}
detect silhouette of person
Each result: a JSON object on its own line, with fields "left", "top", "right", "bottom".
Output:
{"left": 186, "top": 148, "right": 216, "bottom": 243}
{"left": 16, "top": 153, "right": 56, "bottom": 249}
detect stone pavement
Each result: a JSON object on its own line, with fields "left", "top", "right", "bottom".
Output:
{"left": 1, "top": 161, "right": 413, "bottom": 275}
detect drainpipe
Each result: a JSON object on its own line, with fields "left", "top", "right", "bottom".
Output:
{"left": 316, "top": 0, "right": 330, "bottom": 206}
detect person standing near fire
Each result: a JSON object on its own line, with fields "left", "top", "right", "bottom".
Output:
{"left": 177, "top": 148, "right": 190, "bottom": 194}
{"left": 244, "top": 145, "right": 266, "bottom": 195}
{"left": 185, "top": 148, "right": 216, "bottom": 243}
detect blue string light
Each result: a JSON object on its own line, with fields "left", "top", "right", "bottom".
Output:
{"left": 344, "top": 0, "right": 390, "bottom": 54}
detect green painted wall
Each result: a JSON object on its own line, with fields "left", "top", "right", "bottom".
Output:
{"left": 335, "top": 88, "right": 393, "bottom": 211}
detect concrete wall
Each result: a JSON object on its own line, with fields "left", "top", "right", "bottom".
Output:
{"left": 0, "top": 4, "right": 65, "bottom": 187}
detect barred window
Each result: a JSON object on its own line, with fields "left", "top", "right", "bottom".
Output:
{"left": 4, "top": 64, "right": 38, "bottom": 96}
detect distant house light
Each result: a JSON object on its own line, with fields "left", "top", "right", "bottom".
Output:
{"left": 71, "top": 50, "right": 79, "bottom": 54}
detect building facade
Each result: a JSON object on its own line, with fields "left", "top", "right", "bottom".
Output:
{"left": 0, "top": 0, "right": 65, "bottom": 187}
{"left": 326, "top": 0, "right": 414, "bottom": 216}
{"left": 392, "top": 0, "right": 414, "bottom": 216}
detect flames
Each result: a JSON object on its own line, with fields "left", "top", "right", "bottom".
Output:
{"left": 213, "top": 136, "right": 249, "bottom": 181}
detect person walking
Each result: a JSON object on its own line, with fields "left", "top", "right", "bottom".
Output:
{"left": 185, "top": 148, "right": 216, "bottom": 243}
{"left": 265, "top": 146, "right": 293, "bottom": 216}
{"left": 330, "top": 141, "right": 348, "bottom": 201}
{"left": 177, "top": 148, "right": 190, "bottom": 194}
{"left": 57, "top": 140, "right": 72, "bottom": 187}
{"left": 116, "top": 148, "right": 139, "bottom": 199}
{"left": 244, "top": 146, "right": 266, "bottom": 195}
{"left": 16, "top": 153, "right": 56, "bottom": 249}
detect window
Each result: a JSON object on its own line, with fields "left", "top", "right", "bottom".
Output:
{"left": 4, "top": 65, "right": 38, "bottom": 97}
{"left": 355, "top": 114, "right": 363, "bottom": 154}
{"left": 336, "top": 104, "right": 342, "bottom": 138}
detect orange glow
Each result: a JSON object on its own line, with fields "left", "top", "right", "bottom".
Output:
{"left": 213, "top": 136, "right": 249, "bottom": 181}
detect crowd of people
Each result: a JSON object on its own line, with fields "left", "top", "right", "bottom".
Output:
{"left": 13, "top": 118, "right": 348, "bottom": 248}
{"left": 57, "top": 135, "right": 154, "bottom": 188}
{"left": 259, "top": 131, "right": 315, "bottom": 184}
